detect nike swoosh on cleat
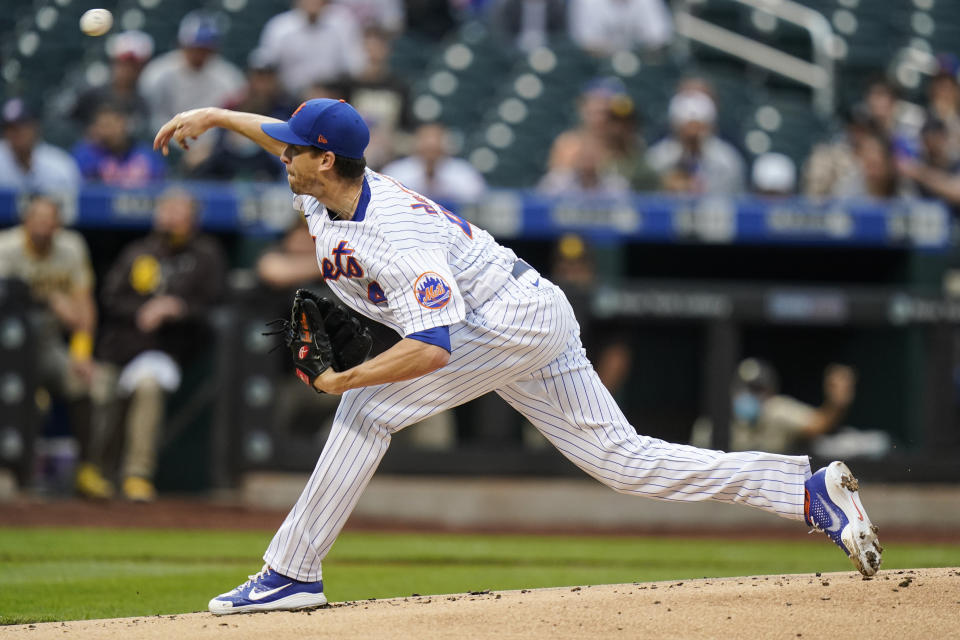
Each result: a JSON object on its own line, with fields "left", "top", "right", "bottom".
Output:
{"left": 819, "top": 496, "right": 843, "bottom": 533}
{"left": 248, "top": 583, "right": 293, "bottom": 601}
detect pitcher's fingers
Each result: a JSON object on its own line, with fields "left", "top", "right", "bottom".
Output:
{"left": 154, "top": 121, "right": 176, "bottom": 155}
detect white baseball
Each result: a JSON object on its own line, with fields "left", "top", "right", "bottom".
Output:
{"left": 79, "top": 8, "right": 113, "bottom": 37}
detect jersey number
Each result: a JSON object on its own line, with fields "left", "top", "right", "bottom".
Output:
{"left": 411, "top": 202, "right": 472, "bottom": 238}
{"left": 386, "top": 174, "right": 473, "bottom": 238}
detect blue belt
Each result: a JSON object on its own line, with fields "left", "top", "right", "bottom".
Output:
{"left": 511, "top": 259, "right": 534, "bottom": 279}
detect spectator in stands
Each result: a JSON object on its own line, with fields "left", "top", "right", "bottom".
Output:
{"left": 0, "top": 195, "right": 110, "bottom": 498}
{"left": 71, "top": 30, "right": 154, "bottom": 140}
{"left": 691, "top": 358, "right": 887, "bottom": 458}
{"left": 139, "top": 11, "right": 245, "bottom": 139}
{"left": 490, "top": 0, "right": 567, "bottom": 53}
{"left": 568, "top": 0, "right": 673, "bottom": 57}
{"left": 381, "top": 122, "right": 487, "bottom": 202}
{"left": 802, "top": 107, "right": 874, "bottom": 198}
{"left": 646, "top": 90, "right": 746, "bottom": 195}
{"left": 926, "top": 54, "right": 960, "bottom": 161}
{"left": 548, "top": 77, "right": 624, "bottom": 172}
{"left": 0, "top": 98, "right": 81, "bottom": 194}
{"left": 751, "top": 152, "right": 797, "bottom": 196}
{"left": 258, "top": 0, "right": 367, "bottom": 98}
{"left": 301, "top": 81, "right": 351, "bottom": 103}
{"left": 71, "top": 103, "right": 165, "bottom": 187}
{"left": 346, "top": 27, "right": 414, "bottom": 170}
{"left": 335, "top": 0, "right": 405, "bottom": 33}
{"left": 257, "top": 217, "right": 325, "bottom": 290}
{"left": 605, "top": 93, "right": 659, "bottom": 192}
{"left": 825, "top": 130, "right": 901, "bottom": 199}
{"left": 548, "top": 234, "right": 632, "bottom": 394}
{"left": 859, "top": 77, "right": 918, "bottom": 159}
{"left": 189, "top": 50, "right": 294, "bottom": 181}
{"left": 538, "top": 134, "right": 630, "bottom": 196}
{"left": 674, "top": 74, "right": 744, "bottom": 148}
{"left": 94, "top": 188, "right": 227, "bottom": 502}
{"left": 897, "top": 116, "right": 960, "bottom": 215}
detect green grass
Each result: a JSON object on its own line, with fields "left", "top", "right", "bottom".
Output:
{"left": 1, "top": 527, "right": 958, "bottom": 625}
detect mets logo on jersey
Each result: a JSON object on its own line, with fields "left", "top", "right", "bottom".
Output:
{"left": 414, "top": 272, "right": 452, "bottom": 309}
{"left": 322, "top": 241, "right": 364, "bottom": 281}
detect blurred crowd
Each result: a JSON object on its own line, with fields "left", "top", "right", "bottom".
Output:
{"left": 2, "top": 0, "right": 960, "bottom": 210}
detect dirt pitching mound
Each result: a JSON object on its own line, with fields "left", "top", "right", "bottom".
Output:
{"left": 3, "top": 568, "right": 958, "bottom": 640}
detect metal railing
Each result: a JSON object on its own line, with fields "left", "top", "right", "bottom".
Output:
{"left": 672, "top": 0, "right": 837, "bottom": 115}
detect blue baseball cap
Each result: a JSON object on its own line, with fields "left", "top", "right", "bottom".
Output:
{"left": 261, "top": 99, "right": 369, "bottom": 159}
{"left": 178, "top": 11, "right": 222, "bottom": 49}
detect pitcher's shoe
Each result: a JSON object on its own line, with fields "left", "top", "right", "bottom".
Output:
{"left": 804, "top": 461, "right": 882, "bottom": 576}
{"left": 209, "top": 565, "right": 327, "bottom": 615}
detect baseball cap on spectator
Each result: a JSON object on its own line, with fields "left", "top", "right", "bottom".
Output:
{"left": 935, "top": 53, "right": 960, "bottom": 79}
{"left": 669, "top": 91, "right": 716, "bottom": 126}
{"left": 1, "top": 98, "right": 35, "bottom": 128}
{"left": 735, "top": 358, "right": 779, "bottom": 394}
{"left": 261, "top": 98, "right": 370, "bottom": 159}
{"left": 247, "top": 47, "right": 277, "bottom": 72}
{"left": 178, "top": 11, "right": 223, "bottom": 49}
{"left": 609, "top": 93, "right": 638, "bottom": 121}
{"left": 751, "top": 152, "right": 796, "bottom": 194}
{"left": 107, "top": 30, "right": 154, "bottom": 62}
{"left": 581, "top": 76, "right": 627, "bottom": 98}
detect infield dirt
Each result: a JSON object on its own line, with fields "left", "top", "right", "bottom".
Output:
{"left": 3, "top": 567, "right": 958, "bottom": 640}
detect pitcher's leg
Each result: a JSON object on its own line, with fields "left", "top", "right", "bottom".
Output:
{"left": 261, "top": 326, "right": 544, "bottom": 582}
{"left": 497, "top": 348, "right": 811, "bottom": 521}
{"left": 263, "top": 389, "right": 392, "bottom": 582}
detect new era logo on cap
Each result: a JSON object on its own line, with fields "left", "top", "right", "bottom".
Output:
{"left": 261, "top": 99, "right": 369, "bottom": 159}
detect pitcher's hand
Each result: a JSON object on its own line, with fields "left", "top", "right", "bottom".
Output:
{"left": 154, "top": 108, "right": 220, "bottom": 155}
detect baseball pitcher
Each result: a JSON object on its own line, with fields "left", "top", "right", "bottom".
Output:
{"left": 154, "top": 99, "right": 882, "bottom": 615}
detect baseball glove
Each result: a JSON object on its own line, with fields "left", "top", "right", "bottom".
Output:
{"left": 295, "top": 289, "right": 373, "bottom": 372}
{"left": 265, "top": 289, "right": 372, "bottom": 390}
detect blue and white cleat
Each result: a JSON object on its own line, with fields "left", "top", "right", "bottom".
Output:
{"left": 805, "top": 461, "right": 883, "bottom": 577}
{"left": 208, "top": 565, "right": 327, "bottom": 615}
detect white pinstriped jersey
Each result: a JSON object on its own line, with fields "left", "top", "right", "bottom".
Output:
{"left": 266, "top": 171, "right": 816, "bottom": 586}
{"left": 297, "top": 167, "right": 520, "bottom": 337}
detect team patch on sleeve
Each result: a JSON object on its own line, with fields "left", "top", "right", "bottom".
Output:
{"left": 414, "top": 272, "right": 452, "bottom": 309}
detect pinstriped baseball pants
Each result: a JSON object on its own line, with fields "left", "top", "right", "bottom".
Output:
{"left": 264, "top": 272, "right": 811, "bottom": 582}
